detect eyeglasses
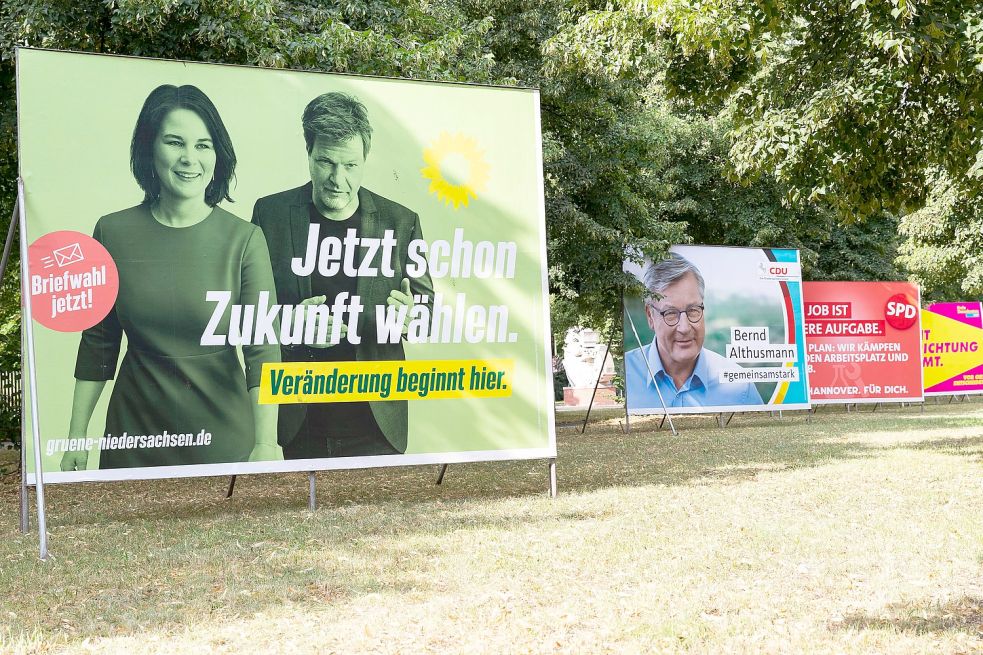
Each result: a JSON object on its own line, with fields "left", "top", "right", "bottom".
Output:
{"left": 655, "top": 304, "right": 704, "bottom": 326}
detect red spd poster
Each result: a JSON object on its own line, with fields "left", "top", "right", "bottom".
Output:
{"left": 803, "top": 282, "right": 922, "bottom": 403}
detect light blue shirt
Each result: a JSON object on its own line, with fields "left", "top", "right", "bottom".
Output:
{"left": 625, "top": 339, "right": 763, "bottom": 410}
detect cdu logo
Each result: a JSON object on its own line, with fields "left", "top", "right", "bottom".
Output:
{"left": 757, "top": 261, "right": 801, "bottom": 281}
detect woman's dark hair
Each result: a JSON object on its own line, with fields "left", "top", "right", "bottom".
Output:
{"left": 130, "top": 84, "right": 236, "bottom": 206}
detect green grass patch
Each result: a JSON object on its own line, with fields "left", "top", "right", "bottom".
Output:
{"left": 1, "top": 402, "right": 982, "bottom": 653}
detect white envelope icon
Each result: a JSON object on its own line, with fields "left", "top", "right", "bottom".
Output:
{"left": 52, "top": 242, "right": 84, "bottom": 267}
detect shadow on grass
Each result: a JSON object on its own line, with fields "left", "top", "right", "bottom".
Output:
{"left": 837, "top": 595, "right": 983, "bottom": 637}
{"left": 901, "top": 435, "right": 983, "bottom": 462}
{"left": 1, "top": 404, "right": 982, "bottom": 649}
{"left": 555, "top": 405, "right": 983, "bottom": 494}
{"left": 5, "top": 403, "right": 982, "bottom": 529}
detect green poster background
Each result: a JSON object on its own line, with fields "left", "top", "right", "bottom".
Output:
{"left": 17, "top": 48, "right": 554, "bottom": 480}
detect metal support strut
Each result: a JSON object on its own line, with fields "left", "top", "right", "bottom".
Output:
{"left": 2, "top": 202, "right": 27, "bottom": 534}
{"left": 581, "top": 329, "right": 615, "bottom": 434}
{"left": 548, "top": 459, "right": 557, "bottom": 498}
{"left": 624, "top": 310, "right": 678, "bottom": 436}
{"left": 17, "top": 179, "right": 49, "bottom": 559}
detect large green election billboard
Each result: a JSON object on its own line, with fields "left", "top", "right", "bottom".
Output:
{"left": 17, "top": 48, "right": 555, "bottom": 483}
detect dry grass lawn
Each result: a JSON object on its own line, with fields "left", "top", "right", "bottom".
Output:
{"left": 1, "top": 401, "right": 982, "bottom": 654}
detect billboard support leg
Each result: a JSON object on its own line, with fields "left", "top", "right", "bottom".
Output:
{"left": 308, "top": 472, "right": 316, "bottom": 511}
{"left": 435, "top": 464, "right": 447, "bottom": 485}
{"left": 547, "top": 458, "right": 557, "bottom": 498}
{"left": 658, "top": 414, "right": 666, "bottom": 431}
{"left": 581, "top": 331, "right": 614, "bottom": 434}
{"left": 225, "top": 475, "right": 236, "bottom": 499}
{"left": 17, "top": 180, "right": 49, "bottom": 560}
{"left": 872, "top": 403, "right": 879, "bottom": 412}
{"left": 3, "top": 202, "right": 27, "bottom": 534}
{"left": 19, "top": 439, "right": 28, "bottom": 533}
{"left": 625, "top": 310, "right": 677, "bottom": 436}
{"left": 1, "top": 193, "right": 16, "bottom": 280}
{"left": 620, "top": 293, "right": 630, "bottom": 436}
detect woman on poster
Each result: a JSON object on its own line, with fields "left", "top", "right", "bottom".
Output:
{"left": 61, "top": 84, "right": 281, "bottom": 470}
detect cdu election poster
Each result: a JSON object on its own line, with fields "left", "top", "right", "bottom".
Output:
{"left": 922, "top": 302, "right": 983, "bottom": 396}
{"left": 16, "top": 48, "right": 555, "bottom": 483}
{"left": 802, "top": 281, "right": 923, "bottom": 404}
{"left": 623, "top": 245, "right": 810, "bottom": 415}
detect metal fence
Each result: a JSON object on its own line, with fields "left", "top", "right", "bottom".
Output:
{"left": 0, "top": 369, "right": 20, "bottom": 413}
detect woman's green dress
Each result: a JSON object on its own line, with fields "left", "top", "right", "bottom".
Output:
{"left": 74, "top": 204, "right": 280, "bottom": 469}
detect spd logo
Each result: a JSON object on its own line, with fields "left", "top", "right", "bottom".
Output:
{"left": 884, "top": 294, "right": 918, "bottom": 330}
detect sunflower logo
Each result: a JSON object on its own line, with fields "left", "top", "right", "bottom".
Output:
{"left": 420, "top": 132, "right": 490, "bottom": 209}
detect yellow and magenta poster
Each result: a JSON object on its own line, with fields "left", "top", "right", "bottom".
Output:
{"left": 17, "top": 48, "right": 555, "bottom": 483}
{"left": 922, "top": 302, "right": 983, "bottom": 396}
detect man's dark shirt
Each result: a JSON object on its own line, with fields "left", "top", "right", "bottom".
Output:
{"left": 286, "top": 204, "right": 396, "bottom": 458}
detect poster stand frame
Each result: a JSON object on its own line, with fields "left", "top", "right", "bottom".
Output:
{"left": 20, "top": 410, "right": 28, "bottom": 532}
{"left": 624, "top": 305, "right": 677, "bottom": 436}
{"left": 434, "top": 459, "right": 556, "bottom": 497}
{"left": 11, "top": 180, "right": 50, "bottom": 560}
{"left": 580, "top": 328, "right": 616, "bottom": 434}
{"left": 621, "top": 294, "right": 631, "bottom": 434}
{"left": 2, "top": 202, "right": 30, "bottom": 535}
{"left": 224, "top": 471, "right": 318, "bottom": 510}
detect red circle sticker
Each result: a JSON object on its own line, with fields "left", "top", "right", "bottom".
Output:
{"left": 28, "top": 231, "right": 119, "bottom": 332}
{"left": 884, "top": 293, "right": 918, "bottom": 330}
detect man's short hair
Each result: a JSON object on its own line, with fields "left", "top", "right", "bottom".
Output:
{"left": 302, "top": 92, "right": 373, "bottom": 156}
{"left": 643, "top": 254, "right": 706, "bottom": 303}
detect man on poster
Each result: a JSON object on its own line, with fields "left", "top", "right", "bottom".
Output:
{"left": 252, "top": 91, "right": 434, "bottom": 458}
{"left": 626, "top": 255, "right": 763, "bottom": 408}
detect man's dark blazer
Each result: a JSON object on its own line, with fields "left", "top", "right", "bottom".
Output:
{"left": 251, "top": 182, "right": 434, "bottom": 453}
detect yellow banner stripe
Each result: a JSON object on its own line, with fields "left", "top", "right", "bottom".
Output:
{"left": 259, "top": 359, "right": 514, "bottom": 404}
{"left": 773, "top": 361, "right": 794, "bottom": 404}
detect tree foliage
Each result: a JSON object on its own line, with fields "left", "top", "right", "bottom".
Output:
{"left": 635, "top": 98, "right": 903, "bottom": 283}
{"left": 460, "top": 0, "right": 688, "bottom": 333}
{"left": 2, "top": 0, "right": 699, "bottom": 338}
{"left": 566, "top": 0, "right": 983, "bottom": 221}
{"left": 0, "top": 0, "right": 920, "bottom": 355}
{"left": 897, "top": 174, "right": 983, "bottom": 300}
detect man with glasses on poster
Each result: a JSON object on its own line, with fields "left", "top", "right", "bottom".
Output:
{"left": 626, "top": 255, "right": 763, "bottom": 409}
